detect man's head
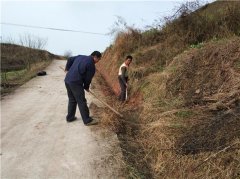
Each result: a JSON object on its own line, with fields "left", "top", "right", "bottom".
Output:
{"left": 125, "top": 55, "right": 133, "bottom": 66}
{"left": 91, "top": 51, "right": 102, "bottom": 64}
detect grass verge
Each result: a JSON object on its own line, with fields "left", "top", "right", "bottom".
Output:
{"left": 1, "top": 61, "right": 52, "bottom": 96}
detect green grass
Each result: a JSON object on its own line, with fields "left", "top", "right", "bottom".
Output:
{"left": 127, "top": 164, "right": 146, "bottom": 179}
{"left": 175, "top": 110, "right": 195, "bottom": 119}
{"left": 168, "top": 123, "right": 185, "bottom": 129}
{"left": 190, "top": 42, "right": 204, "bottom": 49}
{"left": 1, "top": 69, "right": 27, "bottom": 82}
{"left": 166, "top": 66, "right": 178, "bottom": 73}
{"left": 211, "top": 36, "right": 220, "bottom": 42}
{"left": 1, "top": 61, "right": 51, "bottom": 95}
{"left": 234, "top": 59, "right": 240, "bottom": 69}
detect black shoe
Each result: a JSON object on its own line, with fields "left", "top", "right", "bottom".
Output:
{"left": 67, "top": 117, "right": 77, "bottom": 122}
{"left": 85, "top": 118, "right": 98, "bottom": 126}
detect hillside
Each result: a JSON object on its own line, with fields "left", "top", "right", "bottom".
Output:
{"left": 1, "top": 43, "right": 62, "bottom": 94}
{"left": 96, "top": 1, "right": 240, "bottom": 178}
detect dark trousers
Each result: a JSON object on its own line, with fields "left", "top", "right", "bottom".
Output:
{"left": 118, "top": 76, "right": 127, "bottom": 101}
{"left": 65, "top": 82, "right": 92, "bottom": 124}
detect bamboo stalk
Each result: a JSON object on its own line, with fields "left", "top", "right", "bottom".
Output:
{"left": 192, "top": 142, "right": 239, "bottom": 171}
{"left": 59, "top": 66, "right": 66, "bottom": 72}
{"left": 89, "top": 91, "right": 123, "bottom": 118}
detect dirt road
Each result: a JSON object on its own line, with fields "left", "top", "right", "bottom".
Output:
{"left": 1, "top": 60, "right": 123, "bottom": 179}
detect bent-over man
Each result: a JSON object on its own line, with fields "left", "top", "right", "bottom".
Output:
{"left": 65, "top": 51, "right": 102, "bottom": 125}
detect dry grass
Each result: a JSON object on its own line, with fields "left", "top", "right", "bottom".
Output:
{"left": 95, "top": 1, "right": 240, "bottom": 178}
{"left": 1, "top": 43, "right": 61, "bottom": 95}
{"left": 1, "top": 61, "right": 52, "bottom": 95}
{"left": 130, "top": 38, "right": 240, "bottom": 178}
{"left": 95, "top": 37, "right": 240, "bottom": 178}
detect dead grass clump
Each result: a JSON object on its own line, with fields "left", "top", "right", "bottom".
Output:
{"left": 167, "top": 37, "right": 240, "bottom": 106}
{"left": 176, "top": 107, "right": 240, "bottom": 154}
{"left": 113, "top": 28, "right": 142, "bottom": 60}
{"left": 161, "top": 1, "right": 240, "bottom": 45}
{"left": 141, "top": 28, "right": 163, "bottom": 47}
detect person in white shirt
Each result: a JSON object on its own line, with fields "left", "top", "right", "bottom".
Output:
{"left": 118, "top": 55, "right": 133, "bottom": 102}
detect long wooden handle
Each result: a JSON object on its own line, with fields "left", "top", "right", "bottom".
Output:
{"left": 126, "top": 87, "right": 128, "bottom": 100}
{"left": 89, "top": 91, "right": 123, "bottom": 118}
{"left": 59, "top": 66, "right": 66, "bottom": 72}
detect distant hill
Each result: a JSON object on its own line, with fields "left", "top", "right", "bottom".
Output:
{"left": 1, "top": 43, "right": 62, "bottom": 71}
{"left": 1, "top": 43, "right": 64, "bottom": 94}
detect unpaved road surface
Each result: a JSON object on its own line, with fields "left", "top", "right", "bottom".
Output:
{"left": 1, "top": 60, "right": 123, "bottom": 179}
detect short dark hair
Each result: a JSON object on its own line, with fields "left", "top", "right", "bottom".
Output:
{"left": 126, "top": 55, "right": 133, "bottom": 61}
{"left": 91, "top": 51, "right": 102, "bottom": 58}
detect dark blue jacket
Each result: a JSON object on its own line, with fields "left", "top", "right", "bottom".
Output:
{"left": 64, "top": 55, "right": 95, "bottom": 90}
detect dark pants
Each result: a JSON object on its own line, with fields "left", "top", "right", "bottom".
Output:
{"left": 118, "top": 76, "right": 127, "bottom": 101}
{"left": 65, "top": 82, "right": 92, "bottom": 124}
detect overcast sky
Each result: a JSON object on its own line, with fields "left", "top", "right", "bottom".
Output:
{"left": 1, "top": 0, "right": 213, "bottom": 56}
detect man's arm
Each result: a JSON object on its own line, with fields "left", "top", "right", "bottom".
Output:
{"left": 120, "top": 67, "right": 127, "bottom": 85}
{"left": 83, "top": 63, "right": 95, "bottom": 91}
{"left": 65, "top": 56, "right": 76, "bottom": 72}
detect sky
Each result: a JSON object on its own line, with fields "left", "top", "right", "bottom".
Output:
{"left": 1, "top": 0, "right": 213, "bottom": 56}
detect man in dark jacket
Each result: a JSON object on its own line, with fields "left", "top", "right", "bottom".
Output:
{"left": 64, "top": 51, "right": 101, "bottom": 125}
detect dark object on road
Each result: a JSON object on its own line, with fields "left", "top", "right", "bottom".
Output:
{"left": 37, "top": 71, "right": 47, "bottom": 76}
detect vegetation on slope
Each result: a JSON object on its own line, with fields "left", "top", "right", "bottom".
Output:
{"left": 96, "top": 1, "right": 240, "bottom": 178}
{"left": 1, "top": 43, "right": 62, "bottom": 95}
